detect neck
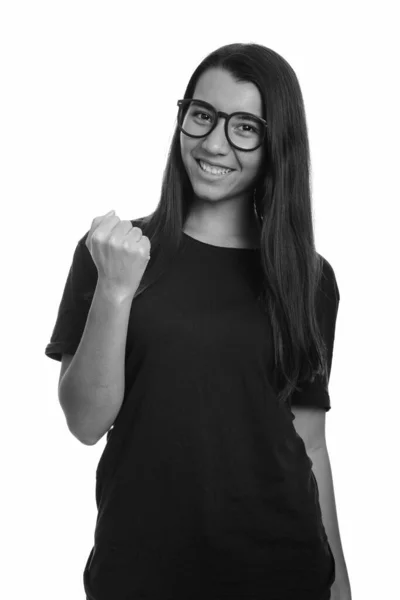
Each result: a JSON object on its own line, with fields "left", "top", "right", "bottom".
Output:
{"left": 183, "top": 194, "right": 261, "bottom": 247}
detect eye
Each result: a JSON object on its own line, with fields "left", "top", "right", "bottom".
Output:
{"left": 239, "top": 124, "right": 258, "bottom": 133}
{"left": 229, "top": 113, "right": 262, "bottom": 137}
{"left": 193, "top": 111, "right": 212, "bottom": 122}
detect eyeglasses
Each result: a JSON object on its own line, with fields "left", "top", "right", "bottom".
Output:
{"left": 177, "top": 98, "right": 267, "bottom": 152}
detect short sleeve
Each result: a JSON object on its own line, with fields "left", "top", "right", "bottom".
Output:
{"left": 44, "top": 230, "right": 97, "bottom": 362}
{"left": 289, "top": 256, "right": 340, "bottom": 412}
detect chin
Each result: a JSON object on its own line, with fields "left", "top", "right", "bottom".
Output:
{"left": 191, "top": 185, "right": 231, "bottom": 202}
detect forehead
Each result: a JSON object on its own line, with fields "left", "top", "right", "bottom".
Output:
{"left": 192, "top": 67, "right": 263, "bottom": 117}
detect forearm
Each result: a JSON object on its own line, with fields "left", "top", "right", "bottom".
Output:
{"left": 59, "top": 280, "right": 134, "bottom": 445}
{"left": 308, "top": 446, "right": 352, "bottom": 598}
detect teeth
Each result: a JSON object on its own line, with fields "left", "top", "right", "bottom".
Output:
{"left": 199, "top": 160, "right": 232, "bottom": 175}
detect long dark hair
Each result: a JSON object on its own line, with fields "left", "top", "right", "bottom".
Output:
{"left": 132, "top": 42, "right": 329, "bottom": 407}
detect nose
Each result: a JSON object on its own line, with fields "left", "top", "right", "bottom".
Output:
{"left": 201, "top": 117, "right": 230, "bottom": 153}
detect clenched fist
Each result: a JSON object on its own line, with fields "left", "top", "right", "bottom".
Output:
{"left": 85, "top": 210, "right": 151, "bottom": 299}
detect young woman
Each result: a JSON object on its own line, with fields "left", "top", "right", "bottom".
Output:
{"left": 45, "top": 43, "right": 349, "bottom": 600}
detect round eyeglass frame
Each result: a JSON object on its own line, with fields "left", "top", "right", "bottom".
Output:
{"left": 177, "top": 98, "right": 267, "bottom": 152}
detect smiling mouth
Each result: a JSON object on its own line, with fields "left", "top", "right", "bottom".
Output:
{"left": 196, "top": 159, "right": 235, "bottom": 177}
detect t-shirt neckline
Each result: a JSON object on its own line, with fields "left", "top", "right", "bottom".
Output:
{"left": 182, "top": 231, "right": 259, "bottom": 252}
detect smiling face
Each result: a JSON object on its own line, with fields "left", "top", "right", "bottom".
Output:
{"left": 180, "top": 67, "right": 265, "bottom": 207}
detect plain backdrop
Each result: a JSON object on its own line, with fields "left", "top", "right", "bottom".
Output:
{"left": 1, "top": 1, "right": 398, "bottom": 598}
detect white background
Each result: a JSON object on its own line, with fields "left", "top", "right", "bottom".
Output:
{"left": 1, "top": 1, "right": 398, "bottom": 598}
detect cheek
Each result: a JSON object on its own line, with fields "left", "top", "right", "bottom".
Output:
{"left": 240, "top": 158, "right": 262, "bottom": 181}
{"left": 180, "top": 138, "right": 196, "bottom": 170}
{"left": 244, "top": 155, "right": 264, "bottom": 182}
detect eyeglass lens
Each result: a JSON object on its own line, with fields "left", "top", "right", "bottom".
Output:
{"left": 179, "top": 100, "right": 263, "bottom": 150}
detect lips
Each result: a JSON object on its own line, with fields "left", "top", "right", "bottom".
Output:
{"left": 196, "top": 159, "right": 234, "bottom": 178}
{"left": 196, "top": 159, "right": 235, "bottom": 171}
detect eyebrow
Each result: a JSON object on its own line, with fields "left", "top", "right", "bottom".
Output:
{"left": 193, "top": 98, "right": 263, "bottom": 119}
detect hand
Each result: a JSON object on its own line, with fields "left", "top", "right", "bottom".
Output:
{"left": 85, "top": 209, "right": 151, "bottom": 298}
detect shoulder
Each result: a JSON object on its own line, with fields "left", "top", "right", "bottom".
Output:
{"left": 316, "top": 252, "right": 340, "bottom": 305}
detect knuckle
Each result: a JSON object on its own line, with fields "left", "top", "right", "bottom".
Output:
{"left": 91, "top": 231, "right": 103, "bottom": 242}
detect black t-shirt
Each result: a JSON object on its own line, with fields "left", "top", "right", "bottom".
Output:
{"left": 45, "top": 218, "right": 340, "bottom": 600}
